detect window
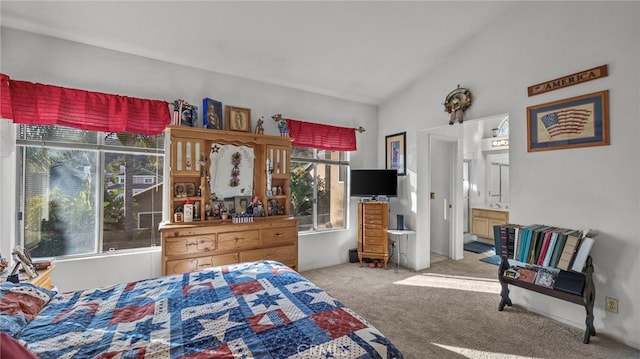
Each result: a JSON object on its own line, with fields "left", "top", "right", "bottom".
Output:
{"left": 16, "top": 125, "right": 164, "bottom": 258}
{"left": 290, "top": 147, "right": 348, "bottom": 232}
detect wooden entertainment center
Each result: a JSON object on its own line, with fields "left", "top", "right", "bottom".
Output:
{"left": 159, "top": 126, "right": 298, "bottom": 276}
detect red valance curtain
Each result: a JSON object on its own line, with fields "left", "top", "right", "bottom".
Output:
{"left": 0, "top": 74, "right": 13, "bottom": 119}
{"left": 0, "top": 73, "right": 170, "bottom": 135}
{"left": 286, "top": 118, "right": 357, "bottom": 151}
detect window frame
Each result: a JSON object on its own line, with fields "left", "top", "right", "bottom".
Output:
{"left": 290, "top": 147, "right": 349, "bottom": 233}
{"left": 15, "top": 125, "right": 165, "bottom": 259}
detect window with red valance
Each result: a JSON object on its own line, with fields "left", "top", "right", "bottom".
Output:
{"left": 0, "top": 73, "right": 170, "bottom": 135}
{"left": 286, "top": 118, "right": 358, "bottom": 151}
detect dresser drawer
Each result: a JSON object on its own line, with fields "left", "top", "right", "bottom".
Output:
{"left": 472, "top": 209, "right": 509, "bottom": 221}
{"left": 164, "top": 235, "right": 216, "bottom": 257}
{"left": 364, "top": 207, "right": 384, "bottom": 216}
{"left": 240, "top": 245, "right": 297, "bottom": 266}
{"left": 217, "top": 230, "right": 260, "bottom": 251}
{"left": 165, "top": 257, "right": 207, "bottom": 274}
{"left": 262, "top": 226, "right": 296, "bottom": 246}
{"left": 364, "top": 236, "right": 385, "bottom": 246}
{"left": 363, "top": 229, "right": 384, "bottom": 238}
{"left": 165, "top": 253, "right": 239, "bottom": 275}
{"left": 363, "top": 216, "right": 384, "bottom": 225}
{"left": 363, "top": 244, "right": 384, "bottom": 254}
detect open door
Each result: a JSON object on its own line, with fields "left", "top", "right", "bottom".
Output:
{"left": 429, "top": 136, "right": 455, "bottom": 256}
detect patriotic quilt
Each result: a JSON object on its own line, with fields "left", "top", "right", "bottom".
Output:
{"left": 16, "top": 260, "right": 403, "bottom": 358}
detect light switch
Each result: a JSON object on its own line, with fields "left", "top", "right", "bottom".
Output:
{"left": 430, "top": 192, "right": 435, "bottom": 199}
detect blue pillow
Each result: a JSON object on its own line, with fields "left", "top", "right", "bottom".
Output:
{"left": 0, "top": 282, "right": 56, "bottom": 336}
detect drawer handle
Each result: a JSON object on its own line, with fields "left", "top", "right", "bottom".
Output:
{"left": 186, "top": 243, "right": 197, "bottom": 247}
{"left": 235, "top": 237, "right": 244, "bottom": 241}
{"left": 275, "top": 232, "right": 284, "bottom": 237}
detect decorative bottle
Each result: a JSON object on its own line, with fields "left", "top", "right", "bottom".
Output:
{"left": 183, "top": 198, "right": 194, "bottom": 222}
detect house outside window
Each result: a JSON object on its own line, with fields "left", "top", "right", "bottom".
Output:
{"left": 16, "top": 125, "right": 164, "bottom": 258}
{"left": 290, "top": 147, "right": 348, "bottom": 232}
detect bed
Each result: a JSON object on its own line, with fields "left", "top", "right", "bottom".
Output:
{"left": 1, "top": 260, "right": 403, "bottom": 358}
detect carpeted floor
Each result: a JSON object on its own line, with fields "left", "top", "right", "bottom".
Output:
{"left": 301, "top": 252, "right": 640, "bottom": 359}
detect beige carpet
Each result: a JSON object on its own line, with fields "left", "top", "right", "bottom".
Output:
{"left": 301, "top": 252, "right": 640, "bottom": 359}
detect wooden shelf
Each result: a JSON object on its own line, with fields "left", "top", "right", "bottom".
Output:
{"left": 498, "top": 256, "right": 595, "bottom": 344}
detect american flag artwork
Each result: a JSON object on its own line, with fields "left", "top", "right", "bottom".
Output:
{"left": 540, "top": 108, "right": 592, "bottom": 137}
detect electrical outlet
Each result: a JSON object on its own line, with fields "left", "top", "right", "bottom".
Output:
{"left": 605, "top": 297, "right": 619, "bottom": 313}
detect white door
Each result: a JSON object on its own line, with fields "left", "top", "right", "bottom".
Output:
{"left": 429, "top": 137, "right": 455, "bottom": 256}
{"left": 463, "top": 160, "right": 471, "bottom": 233}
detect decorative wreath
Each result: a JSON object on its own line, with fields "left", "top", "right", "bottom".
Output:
{"left": 443, "top": 85, "right": 472, "bottom": 125}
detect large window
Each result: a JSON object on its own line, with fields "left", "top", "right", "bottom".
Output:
{"left": 16, "top": 125, "right": 164, "bottom": 259}
{"left": 290, "top": 147, "right": 348, "bottom": 232}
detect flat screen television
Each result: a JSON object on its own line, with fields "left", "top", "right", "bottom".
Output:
{"left": 350, "top": 169, "right": 398, "bottom": 198}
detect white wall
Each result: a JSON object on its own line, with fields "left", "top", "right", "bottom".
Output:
{"left": 379, "top": 2, "right": 640, "bottom": 347}
{"left": 0, "top": 28, "right": 378, "bottom": 291}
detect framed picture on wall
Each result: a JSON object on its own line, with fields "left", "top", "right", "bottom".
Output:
{"left": 527, "top": 90, "right": 609, "bottom": 152}
{"left": 385, "top": 132, "right": 406, "bottom": 176}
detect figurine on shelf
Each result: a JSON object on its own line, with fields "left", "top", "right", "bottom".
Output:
{"left": 257, "top": 201, "right": 265, "bottom": 217}
{"left": 205, "top": 203, "right": 212, "bottom": 219}
{"left": 272, "top": 114, "right": 289, "bottom": 137}
{"left": 255, "top": 116, "right": 264, "bottom": 134}
{"left": 198, "top": 153, "right": 206, "bottom": 177}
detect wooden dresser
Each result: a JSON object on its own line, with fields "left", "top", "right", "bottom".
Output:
{"left": 357, "top": 201, "right": 389, "bottom": 268}
{"left": 160, "top": 126, "right": 298, "bottom": 276}
{"left": 161, "top": 217, "right": 298, "bottom": 275}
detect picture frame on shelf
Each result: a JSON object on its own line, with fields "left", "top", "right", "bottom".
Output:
{"left": 182, "top": 104, "right": 197, "bottom": 127}
{"left": 174, "top": 183, "right": 186, "bottom": 197}
{"left": 184, "top": 182, "right": 196, "bottom": 197}
{"left": 527, "top": 90, "right": 609, "bottom": 152}
{"left": 203, "top": 98, "right": 224, "bottom": 130}
{"left": 218, "top": 200, "right": 235, "bottom": 215}
{"left": 225, "top": 106, "right": 251, "bottom": 132}
{"left": 385, "top": 132, "right": 406, "bottom": 176}
{"left": 234, "top": 195, "right": 252, "bottom": 214}
{"left": 171, "top": 100, "right": 197, "bottom": 127}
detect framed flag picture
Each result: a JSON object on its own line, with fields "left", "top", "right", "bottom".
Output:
{"left": 527, "top": 90, "right": 609, "bottom": 152}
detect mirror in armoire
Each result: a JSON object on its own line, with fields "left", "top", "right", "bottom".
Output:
{"left": 208, "top": 143, "right": 255, "bottom": 213}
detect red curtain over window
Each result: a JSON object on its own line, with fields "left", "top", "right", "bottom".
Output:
{"left": 2, "top": 74, "right": 170, "bottom": 135}
{"left": 286, "top": 118, "right": 357, "bottom": 151}
{"left": 0, "top": 74, "right": 13, "bottom": 120}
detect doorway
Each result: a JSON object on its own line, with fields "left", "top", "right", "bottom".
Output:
{"left": 417, "top": 114, "right": 509, "bottom": 269}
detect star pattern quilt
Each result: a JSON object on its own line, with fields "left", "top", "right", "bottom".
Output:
{"left": 17, "top": 260, "right": 403, "bottom": 358}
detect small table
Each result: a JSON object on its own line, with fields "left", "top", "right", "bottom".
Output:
{"left": 387, "top": 229, "right": 415, "bottom": 273}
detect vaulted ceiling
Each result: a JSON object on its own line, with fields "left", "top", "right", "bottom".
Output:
{"left": 1, "top": 1, "right": 522, "bottom": 104}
